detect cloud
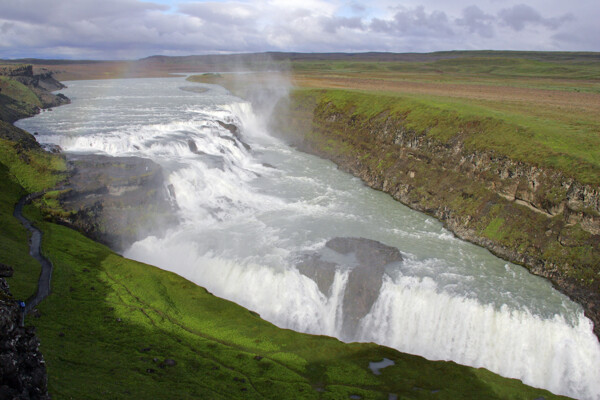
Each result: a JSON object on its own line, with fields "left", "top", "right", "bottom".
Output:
{"left": 0, "top": 0, "right": 596, "bottom": 59}
{"left": 371, "top": 6, "right": 453, "bottom": 37}
{"left": 0, "top": 0, "right": 168, "bottom": 25}
{"left": 178, "top": 1, "right": 259, "bottom": 24}
{"left": 498, "top": 4, "right": 573, "bottom": 31}
{"left": 321, "top": 16, "right": 364, "bottom": 34}
{"left": 456, "top": 5, "right": 495, "bottom": 38}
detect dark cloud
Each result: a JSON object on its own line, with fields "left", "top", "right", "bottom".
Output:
{"left": 1, "top": 22, "right": 15, "bottom": 35}
{"left": 498, "top": 4, "right": 573, "bottom": 31}
{"left": 0, "top": 0, "right": 167, "bottom": 25}
{"left": 178, "top": 2, "right": 258, "bottom": 25}
{"left": 0, "top": 0, "right": 595, "bottom": 59}
{"left": 321, "top": 16, "right": 364, "bottom": 34}
{"left": 457, "top": 5, "right": 495, "bottom": 38}
{"left": 371, "top": 6, "right": 453, "bottom": 37}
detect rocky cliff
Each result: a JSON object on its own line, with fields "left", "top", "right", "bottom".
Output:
{"left": 0, "top": 263, "right": 49, "bottom": 400}
{"left": 0, "top": 64, "right": 70, "bottom": 122}
{"left": 272, "top": 90, "right": 600, "bottom": 339}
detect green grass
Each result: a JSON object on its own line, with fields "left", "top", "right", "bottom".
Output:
{"left": 0, "top": 138, "right": 67, "bottom": 192}
{"left": 0, "top": 163, "right": 41, "bottom": 299}
{"left": 0, "top": 106, "right": 570, "bottom": 399}
{"left": 292, "top": 52, "right": 600, "bottom": 91}
{"left": 300, "top": 89, "right": 600, "bottom": 185}
{"left": 0, "top": 76, "right": 42, "bottom": 107}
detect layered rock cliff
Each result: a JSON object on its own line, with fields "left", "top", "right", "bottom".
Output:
{"left": 0, "top": 64, "right": 69, "bottom": 111}
{"left": 272, "top": 90, "right": 600, "bottom": 339}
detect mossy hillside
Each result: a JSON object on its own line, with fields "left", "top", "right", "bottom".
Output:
{"left": 0, "top": 138, "right": 67, "bottom": 192}
{"left": 0, "top": 75, "right": 43, "bottom": 108}
{"left": 0, "top": 72, "right": 45, "bottom": 124}
{"left": 0, "top": 114, "right": 568, "bottom": 399}
{"left": 0, "top": 163, "right": 41, "bottom": 299}
{"left": 0, "top": 138, "right": 66, "bottom": 299}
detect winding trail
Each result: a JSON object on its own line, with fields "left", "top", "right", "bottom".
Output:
{"left": 14, "top": 192, "right": 53, "bottom": 313}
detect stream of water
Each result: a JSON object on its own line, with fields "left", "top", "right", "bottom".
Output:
{"left": 17, "top": 77, "right": 600, "bottom": 399}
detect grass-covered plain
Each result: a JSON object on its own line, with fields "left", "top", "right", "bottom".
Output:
{"left": 292, "top": 55, "right": 600, "bottom": 185}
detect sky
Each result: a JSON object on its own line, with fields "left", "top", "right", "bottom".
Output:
{"left": 0, "top": 0, "right": 597, "bottom": 59}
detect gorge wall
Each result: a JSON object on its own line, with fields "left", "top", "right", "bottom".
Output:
{"left": 271, "top": 90, "right": 600, "bottom": 339}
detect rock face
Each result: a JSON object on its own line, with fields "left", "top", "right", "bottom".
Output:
{"left": 49, "top": 154, "right": 177, "bottom": 252}
{"left": 0, "top": 64, "right": 70, "bottom": 110}
{"left": 0, "top": 263, "right": 50, "bottom": 400}
{"left": 296, "top": 237, "right": 402, "bottom": 339}
{"left": 273, "top": 92, "right": 600, "bottom": 340}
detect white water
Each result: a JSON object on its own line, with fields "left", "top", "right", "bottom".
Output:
{"left": 17, "top": 77, "right": 600, "bottom": 399}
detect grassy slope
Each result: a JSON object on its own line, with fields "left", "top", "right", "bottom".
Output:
{"left": 0, "top": 76, "right": 43, "bottom": 107}
{"left": 0, "top": 138, "right": 66, "bottom": 299}
{"left": 0, "top": 99, "right": 568, "bottom": 399}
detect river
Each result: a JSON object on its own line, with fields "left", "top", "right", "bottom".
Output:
{"left": 17, "top": 77, "right": 600, "bottom": 399}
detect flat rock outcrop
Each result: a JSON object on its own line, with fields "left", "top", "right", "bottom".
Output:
{"left": 49, "top": 154, "right": 177, "bottom": 251}
{"left": 296, "top": 237, "right": 402, "bottom": 339}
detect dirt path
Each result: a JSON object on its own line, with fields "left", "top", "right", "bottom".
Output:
{"left": 13, "top": 193, "right": 53, "bottom": 313}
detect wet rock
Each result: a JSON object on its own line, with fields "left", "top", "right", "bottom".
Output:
{"left": 41, "top": 143, "right": 62, "bottom": 154}
{"left": 296, "top": 237, "right": 402, "bottom": 339}
{"left": 187, "top": 139, "right": 226, "bottom": 170}
{"left": 217, "top": 120, "right": 251, "bottom": 151}
{"left": 295, "top": 254, "right": 337, "bottom": 295}
{"left": 188, "top": 139, "right": 199, "bottom": 154}
{"left": 217, "top": 120, "right": 239, "bottom": 135}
